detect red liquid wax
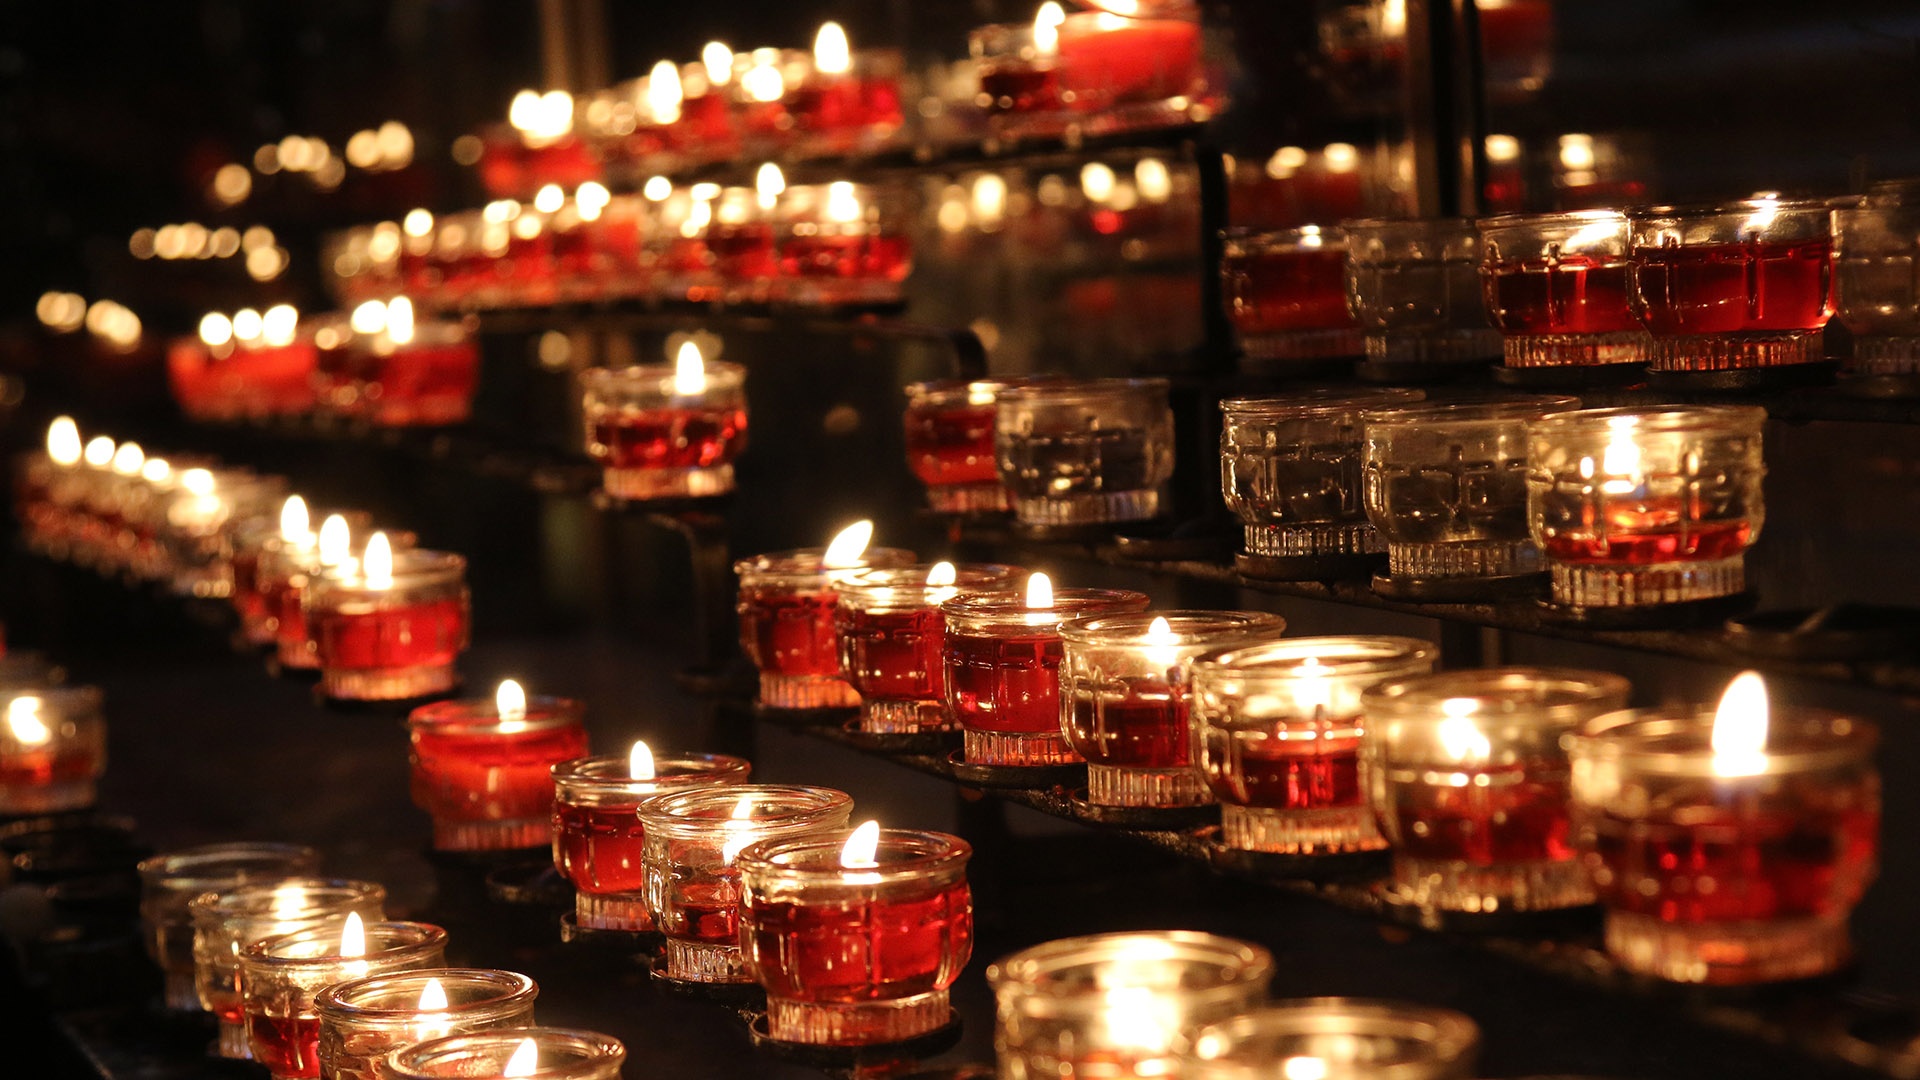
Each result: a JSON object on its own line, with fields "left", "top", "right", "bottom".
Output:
{"left": 1065, "top": 679, "right": 1188, "bottom": 768}
{"left": 1542, "top": 517, "right": 1750, "bottom": 565}
{"left": 943, "top": 632, "right": 1063, "bottom": 735}
{"left": 780, "top": 234, "right": 912, "bottom": 281}
{"left": 316, "top": 598, "right": 469, "bottom": 672}
{"left": 709, "top": 222, "right": 779, "bottom": 282}
{"left": 1390, "top": 764, "right": 1573, "bottom": 865}
{"left": 788, "top": 76, "right": 903, "bottom": 135}
{"left": 1222, "top": 249, "right": 1356, "bottom": 334}
{"left": 745, "top": 882, "right": 973, "bottom": 1003}
{"left": 0, "top": 748, "right": 97, "bottom": 786}
{"left": 1483, "top": 257, "right": 1640, "bottom": 334}
{"left": 411, "top": 724, "right": 589, "bottom": 825}
{"left": 1059, "top": 19, "right": 1201, "bottom": 107}
{"left": 1631, "top": 239, "right": 1833, "bottom": 335}
{"left": 738, "top": 588, "right": 843, "bottom": 679}
{"left": 553, "top": 800, "right": 648, "bottom": 894}
{"left": 839, "top": 606, "right": 944, "bottom": 700}
{"left": 590, "top": 408, "right": 747, "bottom": 470}
{"left": 903, "top": 404, "right": 997, "bottom": 488}
{"left": 979, "top": 65, "right": 1062, "bottom": 112}
{"left": 1208, "top": 727, "right": 1366, "bottom": 810}
{"left": 246, "top": 1010, "right": 322, "bottom": 1079}
{"left": 665, "top": 877, "right": 744, "bottom": 944}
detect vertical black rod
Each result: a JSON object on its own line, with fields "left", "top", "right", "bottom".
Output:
{"left": 1196, "top": 142, "right": 1235, "bottom": 371}
{"left": 1406, "top": 0, "right": 1464, "bottom": 216}
{"left": 1454, "top": 0, "right": 1490, "bottom": 215}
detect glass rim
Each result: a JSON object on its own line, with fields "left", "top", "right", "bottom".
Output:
{"left": 551, "top": 752, "right": 750, "bottom": 795}
{"left": 245, "top": 919, "right": 447, "bottom": 967}
{"left": 313, "top": 548, "right": 467, "bottom": 589}
{"left": 138, "top": 841, "right": 319, "bottom": 885}
{"left": 316, "top": 967, "right": 536, "bottom": 1021}
{"left": 1222, "top": 224, "right": 1347, "bottom": 245}
{"left": 1361, "top": 397, "right": 1580, "bottom": 426}
{"left": 1222, "top": 388, "right": 1424, "bottom": 418}
{"left": 1362, "top": 666, "right": 1632, "bottom": 725}
{"left": 1567, "top": 706, "right": 1877, "bottom": 776}
{"left": 1185, "top": 997, "right": 1480, "bottom": 1078}
{"left": 732, "top": 546, "right": 917, "bottom": 578}
{"left": 995, "top": 377, "right": 1170, "bottom": 405}
{"left": 940, "top": 588, "right": 1152, "bottom": 630}
{"left": 1059, "top": 610, "right": 1286, "bottom": 647}
{"left": 1627, "top": 196, "right": 1839, "bottom": 219}
{"left": 580, "top": 360, "right": 745, "bottom": 391}
{"left": 407, "top": 695, "right": 585, "bottom": 737}
{"left": 0, "top": 683, "right": 103, "bottom": 713}
{"left": 188, "top": 876, "right": 387, "bottom": 920}
{"left": 837, "top": 563, "right": 1025, "bottom": 592}
{"left": 985, "top": 931, "right": 1274, "bottom": 1012}
{"left": 905, "top": 375, "right": 1063, "bottom": 402}
{"left": 735, "top": 827, "right": 971, "bottom": 881}
{"left": 379, "top": 1028, "right": 625, "bottom": 1080}
{"left": 637, "top": 783, "right": 854, "bottom": 832}
{"left": 1474, "top": 208, "right": 1628, "bottom": 231}
{"left": 1192, "top": 635, "right": 1438, "bottom": 681}
{"left": 1523, "top": 403, "right": 1767, "bottom": 434}
{"left": 1339, "top": 214, "right": 1476, "bottom": 232}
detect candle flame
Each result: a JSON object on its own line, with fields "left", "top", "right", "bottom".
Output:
{"left": 1743, "top": 196, "right": 1780, "bottom": 237}
{"left": 318, "top": 514, "right": 352, "bottom": 567}
{"left": 141, "top": 458, "right": 171, "bottom": 484}
{"left": 647, "top": 59, "right": 685, "bottom": 124}
{"left": 702, "top": 42, "right": 734, "bottom": 85}
{"left": 180, "top": 468, "right": 216, "bottom": 497}
{"left": 504, "top": 1037, "right": 539, "bottom": 1077}
{"left": 630, "top": 739, "right": 655, "bottom": 781}
{"left": 1081, "top": 162, "right": 1117, "bottom": 204}
{"left": 730, "top": 794, "right": 755, "bottom": 819}
{"left": 1437, "top": 697, "right": 1491, "bottom": 763}
{"left": 824, "top": 181, "right": 862, "bottom": 224}
{"left": 417, "top": 977, "right": 448, "bottom": 1011}
{"left": 822, "top": 520, "right": 874, "bottom": 568}
{"left": 496, "top": 679, "right": 528, "bottom": 723}
{"left": 1142, "top": 615, "right": 1180, "bottom": 668}
{"left": 339, "top": 911, "right": 366, "bottom": 958}
{"left": 1144, "top": 616, "right": 1176, "bottom": 645}
{"left": 403, "top": 209, "right": 434, "bottom": 238}
{"left": 672, "top": 340, "right": 707, "bottom": 396}
{"left": 742, "top": 60, "right": 785, "bottom": 102}
{"left": 1282, "top": 1059, "right": 1330, "bottom": 1080}
{"left": 280, "top": 496, "right": 311, "bottom": 545}
{"left": 721, "top": 794, "right": 759, "bottom": 863}
{"left": 1025, "top": 572, "right": 1053, "bottom": 610}
{"left": 533, "top": 183, "right": 564, "bottom": 215}
{"left": 813, "top": 21, "right": 851, "bottom": 75}
{"left": 385, "top": 297, "right": 415, "bottom": 346}
{"left": 1034, "top": 1, "right": 1064, "bottom": 55}
{"left": 927, "top": 561, "right": 957, "bottom": 587}
{"left": 1711, "top": 670, "right": 1769, "bottom": 778}
{"left": 1600, "top": 415, "right": 1641, "bottom": 496}
{"left": 270, "top": 884, "right": 306, "bottom": 919}
{"left": 110, "top": 441, "right": 145, "bottom": 477}
{"left": 6, "top": 697, "right": 50, "bottom": 747}
{"left": 756, "top": 162, "right": 785, "bottom": 211}
{"left": 363, "top": 531, "right": 394, "bottom": 589}
{"left": 84, "top": 436, "right": 117, "bottom": 469}
{"left": 840, "top": 820, "right": 881, "bottom": 869}
{"left": 1292, "top": 656, "right": 1333, "bottom": 716}
{"left": 47, "top": 418, "right": 82, "bottom": 467}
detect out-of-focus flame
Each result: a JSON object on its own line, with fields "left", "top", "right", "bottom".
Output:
{"left": 1025, "top": 572, "right": 1054, "bottom": 610}
{"left": 504, "top": 1037, "right": 540, "bottom": 1077}
{"left": 630, "top": 740, "right": 655, "bottom": 781}
{"left": 280, "top": 496, "right": 311, "bottom": 545}
{"left": 1711, "top": 671, "right": 1769, "bottom": 778}
{"left": 814, "top": 22, "right": 851, "bottom": 76}
{"left": 672, "top": 340, "right": 707, "bottom": 396}
{"left": 840, "top": 820, "right": 881, "bottom": 869}
{"left": 363, "top": 532, "right": 394, "bottom": 589}
{"left": 6, "top": 697, "right": 50, "bottom": 747}
{"left": 318, "top": 514, "right": 351, "bottom": 567}
{"left": 47, "top": 418, "right": 82, "bottom": 467}
{"left": 823, "top": 521, "right": 874, "bottom": 568}
{"left": 496, "top": 679, "right": 528, "bottom": 724}
{"left": 703, "top": 42, "right": 734, "bottom": 86}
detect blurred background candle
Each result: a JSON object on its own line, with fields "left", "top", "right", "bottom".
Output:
{"left": 1478, "top": 210, "right": 1651, "bottom": 372}
{"left": 408, "top": 680, "right": 589, "bottom": 852}
{"left": 1345, "top": 217, "right": 1503, "bottom": 371}
{"left": 580, "top": 343, "right": 748, "bottom": 501}
{"left": 995, "top": 378, "right": 1174, "bottom": 529}
{"left": 734, "top": 523, "right": 913, "bottom": 710}
{"left": 316, "top": 969, "right": 538, "bottom": 1080}
{"left": 272, "top": 516, "right": 409, "bottom": 672}
{"left": 1180, "top": 998, "right": 1480, "bottom": 1080}
{"left": 376, "top": 1028, "right": 625, "bottom": 1080}
{"left": 902, "top": 378, "right": 1031, "bottom": 516}
{"left": 1221, "top": 226, "right": 1363, "bottom": 367}
{"left": 308, "top": 534, "right": 470, "bottom": 701}
{"left": 0, "top": 687, "right": 105, "bottom": 815}
{"left": 972, "top": 4, "right": 1066, "bottom": 114}
{"left": 242, "top": 916, "right": 448, "bottom": 1080}
{"left": 835, "top": 562, "right": 1024, "bottom": 734}
{"left": 139, "top": 842, "right": 321, "bottom": 1011}
{"left": 1055, "top": 5, "right": 1203, "bottom": 111}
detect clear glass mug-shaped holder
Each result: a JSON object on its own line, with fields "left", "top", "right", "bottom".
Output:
{"left": 1344, "top": 217, "right": 1503, "bottom": 376}
{"left": 139, "top": 842, "right": 321, "bottom": 1011}
{"left": 579, "top": 361, "right": 748, "bottom": 501}
{"left": 1221, "top": 226, "right": 1362, "bottom": 372}
{"left": 1525, "top": 405, "right": 1765, "bottom": 618}
{"left": 1179, "top": 998, "right": 1480, "bottom": 1080}
{"left": 1220, "top": 389, "right": 1421, "bottom": 580}
{"left": 1477, "top": 210, "right": 1651, "bottom": 380}
{"left": 1833, "top": 181, "right": 1920, "bottom": 385}
{"left": 995, "top": 378, "right": 1174, "bottom": 532}
{"left": 315, "top": 969, "right": 537, "bottom": 1080}
{"left": 1361, "top": 397, "right": 1576, "bottom": 601}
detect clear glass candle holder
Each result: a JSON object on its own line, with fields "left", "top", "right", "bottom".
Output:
{"left": 1060, "top": 611, "right": 1287, "bottom": 807}
{"left": 140, "top": 842, "right": 321, "bottom": 1011}
{"left": 1220, "top": 390, "right": 1421, "bottom": 572}
{"left": 1361, "top": 667, "right": 1630, "bottom": 913}
{"left": 987, "top": 931, "right": 1274, "bottom": 1080}
{"left": 1833, "top": 181, "right": 1920, "bottom": 376}
{"left": 1180, "top": 998, "right": 1480, "bottom": 1080}
{"left": 836, "top": 564, "right": 1025, "bottom": 734}
{"left": 1344, "top": 217, "right": 1503, "bottom": 367}
{"left": 1361, "top": 398, "right": 1577, "bottom": 589}
{"left": 904, "top": 378, "right": 1035, "bottom": 515}
{"left": 1222, "top": 226, "right": 1363, "bottom": 363}
{"left": 941, "top": 589, "right": 1152, "bottom": 767}
{"left": 243, "top": 919, "right": 449, "bottom": 1080}
{"left": 580, "top": 361, "right": 748, "bottom": 500}
{"left": 1525, "top": 406, "right": 1766, "bottom": 611}
{"left": 734, "top": 546, "right": 916, "bottom": 710}
{"left": 737, "top": 828, "right": 973, "bottom": 1045}
{"left": 551, "top": 752, "right": 752, "bottom": 931}
{"left": 408, "top": 695, "right": 590, "bottom": 853}
{"left": 191, "top": 879, "right": 389, "bottom": 1059}
{"left": 376, "top": 1028, "right": 625, "bottom": 1080}
{"left": 316, "top": 969, "right": 538, "bottom": 1080}
{"left": 0, "top": 686, "right": 105, "bottom": 816}
{"left": 1478, "top": 210, "right": 1652, "bottom": 369}
{"left": 638, "top": 784, "right": 855, "bottom": 984}
{"left": 971, "top": 22, "right": 1064, "bottom": 114}
{"left": 270, "top": 526, "right": 413, "bottom": 671}
{"left": 995, "top": 378, "right": 1175, "bottom": 528}
{"left": 1567, "top": 704, "right": 1880, "bottom": 984}
{"left": 1628, "top": 198, "right": 1835, "bottom": 372}
{"left": 1190, "top": 636, "right": 1436, "bottom": 854}
{"left": 161, "top": 471, "right": 289, "bottom": 599}
{"left": 308, "top": 550, "right": 470, "bottom": 701}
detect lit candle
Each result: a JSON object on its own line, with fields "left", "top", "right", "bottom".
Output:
{"left": 307, "top": 534, "right": 470, "bottom": 701}
{"left": 835, "top": 561, "right": 1025, "bottom": 735}
{"left": 377, "top": 1028, "right": 626, "bottom": 1080}
{"left": 1180, "top": 999, "right": 1481, "bottom": 1079}
{"left": 241, "top": 916, "right": 448, "bottom": 1080}
{"left": 579, "top": 342, "right": 748, "bottom": 501}
{"left": 734, "top": 523, "right": 913, "bottom": 709}
{"left": 314, "top": 969, "right": 538, "bottom": 1080}
{"left": 0, "top": 687, "right": 106, "bottom": 815}
{"left": 407, "top": 680, "right": 590, "bottom": 852}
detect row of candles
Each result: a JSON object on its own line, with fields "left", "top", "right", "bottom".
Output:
{"left": 1225, "top": 188, "right": 1920, "bottom": 385}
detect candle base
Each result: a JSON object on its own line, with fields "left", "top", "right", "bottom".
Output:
{"left": 1364, "top": 329, "right": 1504, "bottom": 365}
{"left": 432, "top": 818, "right": 550, "bottom": 852}
{"left": 1604, "top": 911, "right": 1850, "bottom": 985}
{"left": 577, "top": 891, "right": 655, "bottom": 932}
{"left": 1391, "top": 854, "right": 1594, "bottom": 914}
{"left": 1387, "top": 539, "right": 1538, "bottom": 580}
{"left": 1244, "top": 522, "right": 1383, "bottom": 559}
{"left": 321, "top": 663, "right": 457, "bottom": 702}
{"left": 1086, "top": 764, "right": 1210, "bottom": 808}
{"left": 602, "top": 463, "right": 735, "bottom": 501}
{"left": 660, "top": 937, "right": 752, "bottom": 983}
{"left": 1851, "top": 335, "right": 1920, "bottom": 376}
{"left": 924, "top": 482, "right": 1012, "bottom": 515}
{"left": 1549, "top": 555, "right": 1745, "bottom": 609}
{"left": 1650, "top": 330, "right": 1823, "bottom": 372}
{"left": 1503, "top": 331, "right": 1651, "bottom": 368}
{"left": 963, "top": 729, "right": 1080, "bottom": 767}
{"left": 861, "top": 699, "right": 953, "bottom": 734}
{"left": 764, "top": 989, "right": 949, "bottom": 1047}
{"left": 1013, "top": 489, "right": 1161, "bottom": 528}
{"left": 1221, "top": 803, "right": 1386, "bottom": 855}
{"left": 0, "top": 779, "right": 95, "bottom": 816}
{"left": 163, "top": 969, "right": 202, "bottom": 1011}
{"left": 217, "top": 1018, "right": 253, "bottom": 1060}
{"left": 759, "top": 673, "right": 861, "bottom": 711}
{"left": 1242, "top": 327, "right": 1365, "bottom": 362}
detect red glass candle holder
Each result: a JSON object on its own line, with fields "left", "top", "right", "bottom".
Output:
{"left": 734, "top": 546, "right": 915, "bottom": 710}
{"left": 638, "top": 784, "right": 854, "bottom": 983}
{"left": 1222, "top": 226, "right": 1363, "bottom": 364}
{"left": 1056, "top": 10, "right": 1203, "bottom": 111}
{"left": 309, "top": 550, "right": 470, "bottom": 701}
{"left": 1478, "top": 210, "right": 1651, "bottom": 370}
{"left": 1362, "top": 667, "right": 1630, "bottom": 913}
{"left": 1180, "top": 999, "right": 1480, "bottom": 1080}
{"left": 316, "top": 969, "right": 538, "bottom": 1080}
{"left": 972, "top": 22, "right": 1064, "bottom": 114}
{"left": 550, "top": 751, "right": 751, "bottom": 931}
{"left": 140, "top": 842, "right": 321, "bottom": 1011}
{"left": 995, "top": 379, "right": 1175, "bottom": 528}
{"left": 161, "top": 470, "right": 288, "bottom": 601}
{"left": 1628, "top": 198, "right": 1835, "bottom": 372}
{"left": 710, "top": 188, "right": 781, "bottom": 301}
{"left": 360, "top": 325, "right": 482, "bottom": 429}
{"left": 940, "top": 588, "right": 1151, "bottom": 766}
{"left": 776, "top": 182, "right": 914, "bottom": 308}
{"left": 375, "top": 1028, "right": 625, "bottom": 1080}
{"left": 903, "top": 379, "right": 1030, "bottom": 515}
{"left": 1345, "top": 217, "right": 1503, "bottom": 368}
{"left": 786, "top": 50, "right": 905, "bottom": 156}
{"left": 835, "top": 564, "right": 1025, "bottom": 734}
{"left": 0, "top": 686, "right": 105, "bottom": 816}
{"left": 1059, "top": 611, "right": 1286, "bottom": 807}
{"left": 1525, "top": 406, "right": 1765, "bottom": 611}
{"left": 738, "top": 828, "right": 972, "bottom": 1046}
{"left": 267, "top": 524, "right": 409, "bottom": 671}
{"left": 1567, "top": 700, "right": 1879, "bottom": 984}
{"left": 241, "top": 920, "right": 448, "bottom": 1080}
{"left": 580, "top": 361, "right": 747, "bottom": 501}
{"left": 1190, "top": 636, "right": 1436, "bottom": 854}
{"left": 408, "top": 693, "right": 589, "bottom": 852}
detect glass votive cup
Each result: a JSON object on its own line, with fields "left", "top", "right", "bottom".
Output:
{"left": 579, "top": 361, "right": 748, "bottom": 501}
{"left": 1478, "top": 210, "right": 1652, "bottom": 370}
{"left": 836, "top": 563, "right": 1026, "bottom": 734}
{"left": 1055, "top": 8, "right": 1204, "bottom": 110}
{"left": 163, "top": 471, "right": 289, "bottom": 599}
{"left": 139, "top": 842, "right": 322, "bottom": 1011}
{"left": 1361, "top": 398, "right": 1577, "bottom": 597}
{"left": 242, "top": 919, "right": 449, "bottom": 1080}
{"left": 1833, "top": 182, "right": 1920, "bottom": 377}
{"left": 1627, "top": 198, "right": 1835, "bottom": 373}
{"left": 941, "top": 589, "right": 1152, "bottom": 767}
{"left": 268, "top": 525, "right": 413, "bottom": 671}
{"left": 775, "top": 181, "right": 915, "bottom": 307}
{"left": 0, "top": 685, "right": 105, "bottom": 816}
{"left": 987, "top": 931, "right": 1274, "bottom": 1079}
{"left": 1219, "top": 389, "right": 1422, "bottom": 577}
{"left": 737, "top": 828, "right": 973, "bottom": 1045}
{"left": 971, "top": 22, "right": 1064, "bottom": 114}
{"left": 995, "top": 378, "right": 1175, "bottom": 529}
{"left": 734, "top": 546, "right": 916, "bottom": 710}
{"left": 1222, "top": 226, "right": 1363, "bottom": 364}
{"left": 709, "top": 188, "right": 780, "bottom": 300}
{"left": 191, "top": 879, "right": 389, "bottom": 1059}
{"left": 1566, "top": 704, "right": 1879, "bottom": 984}
{"left": 407, "top": 694, "right": 590, "bottom": 853}
{"left": 785, "top": 49, "right": 906, "bottom": 149}
{"left": 639, "top": 784, "right": 855, "bottom": 984}
{"left": 376, "top": 1028, "right": 625, "bottom": 1080}
{"left": 1344, "top": 217, "right": 1503, "bottom": 369}
{"left": 1361, "top": 667, "right": 1630, "bottom": 913}
{"left": 1180, "top": 998, "right": 1480, "bottom": 1080}
{"left": 1525, "top": 406, "right": 1766, "bottom": 612}
{"left": 308, "top": 549, "right": 471, "bottom": 702}
{"left": 316, "top": 969, "right": 538, "bottom": 1080}
{"left": 1190, "top": 636, "right": 1436, "bottom": 854}
{"left": 1059, "top": 611, "right": 1287, "bottom": 807}
{"left": 903, "top": 378, "right": 1030, "bottom": 515}
{"left": 550, "top": 752, "right": 752, "bottom": 932}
